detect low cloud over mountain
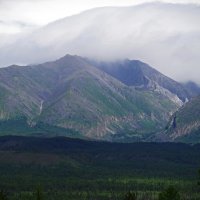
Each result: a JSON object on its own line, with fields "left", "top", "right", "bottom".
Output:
{"left": 0, "top": 2, "right": 200, "bottom": 84}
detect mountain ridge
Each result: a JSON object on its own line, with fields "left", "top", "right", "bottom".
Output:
{"left": 88, "top": 59, "right": 193, "bottom": 103}
{"left": 0, "top": 54, "right": 187, "bottom": 141}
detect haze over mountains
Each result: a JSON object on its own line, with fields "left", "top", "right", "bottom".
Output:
{"left": 0, "top": 54, "right": 199, "bottom": 142}
{"left": 1, "top": 2, "right": 200, "bottom": 84}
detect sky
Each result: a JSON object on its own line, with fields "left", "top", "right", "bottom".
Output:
{"left": 0, "top": 0, "right": 200, "bottom": 84}
{"left": 1, "top": 0, "right": 200, "bottom": 34}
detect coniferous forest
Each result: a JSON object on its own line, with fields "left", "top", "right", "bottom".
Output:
{"left": 0, "top": 136, "right": 199, "bottom": 200}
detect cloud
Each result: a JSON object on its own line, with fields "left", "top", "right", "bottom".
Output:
{"left": 0, "top": 2, "right": 200, "bottom": 84}
{"left": 1, "top": 0, "right": 200, "bottom": 33}
{"left": 0, "top": 20, "right": 37, "bottom": 34}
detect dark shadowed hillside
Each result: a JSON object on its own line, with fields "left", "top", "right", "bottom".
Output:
{"left": 0, "top": 135, "right": 200, "bottom": 178}
{"left": 166, "top": 96, "right": 200, "bottom": 142}
{"left": 183, "top": 81, "right": 200, "bottom": 97}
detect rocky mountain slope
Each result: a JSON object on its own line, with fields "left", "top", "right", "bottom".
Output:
{"left": 0, "top": 54, "right": 186, "bottom": 141}
{"left": 89, "top": 59, "right": 191, "bottom": 104}
{"left": 165, "top": 96, "right": 200, "bottom": 143}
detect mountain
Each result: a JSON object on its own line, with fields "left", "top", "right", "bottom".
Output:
{"left": 183, "top": 81, "right": 200, "bottom": 97}
{"left": 0, "top": 3, "right": 200, "bottom": 85}
{"left": 165, "top": 96, "right": 200, "bottom": 143}
{"left": 0, "top": 54, "right": 184, "bottom": 141}
{"left": 88, "top": 59, "right": 190, "bottom": 103}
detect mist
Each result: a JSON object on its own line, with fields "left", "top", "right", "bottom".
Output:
{"left": 0, "top": 2, "right": 200, "bottom": 84}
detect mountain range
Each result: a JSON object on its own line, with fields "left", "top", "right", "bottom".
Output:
{"left": 0, "top": 54, "right": 199, "bottom": 142}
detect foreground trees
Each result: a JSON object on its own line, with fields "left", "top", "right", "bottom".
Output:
{"left": 0, "top": 191, "right": 8, "bottom": 200}
{"left": 158, "top": 186, "right": 180, "bottom": 200}
{"left": 35, "top": 186, "right": 44, "bottom": 200}
{"left": 124, "top": 191, "right": 137, "bottom": 200}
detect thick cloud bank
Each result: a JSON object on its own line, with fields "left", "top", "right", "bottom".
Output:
{"left": 0, "top": 2, "right": 200, "bottom": 83}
